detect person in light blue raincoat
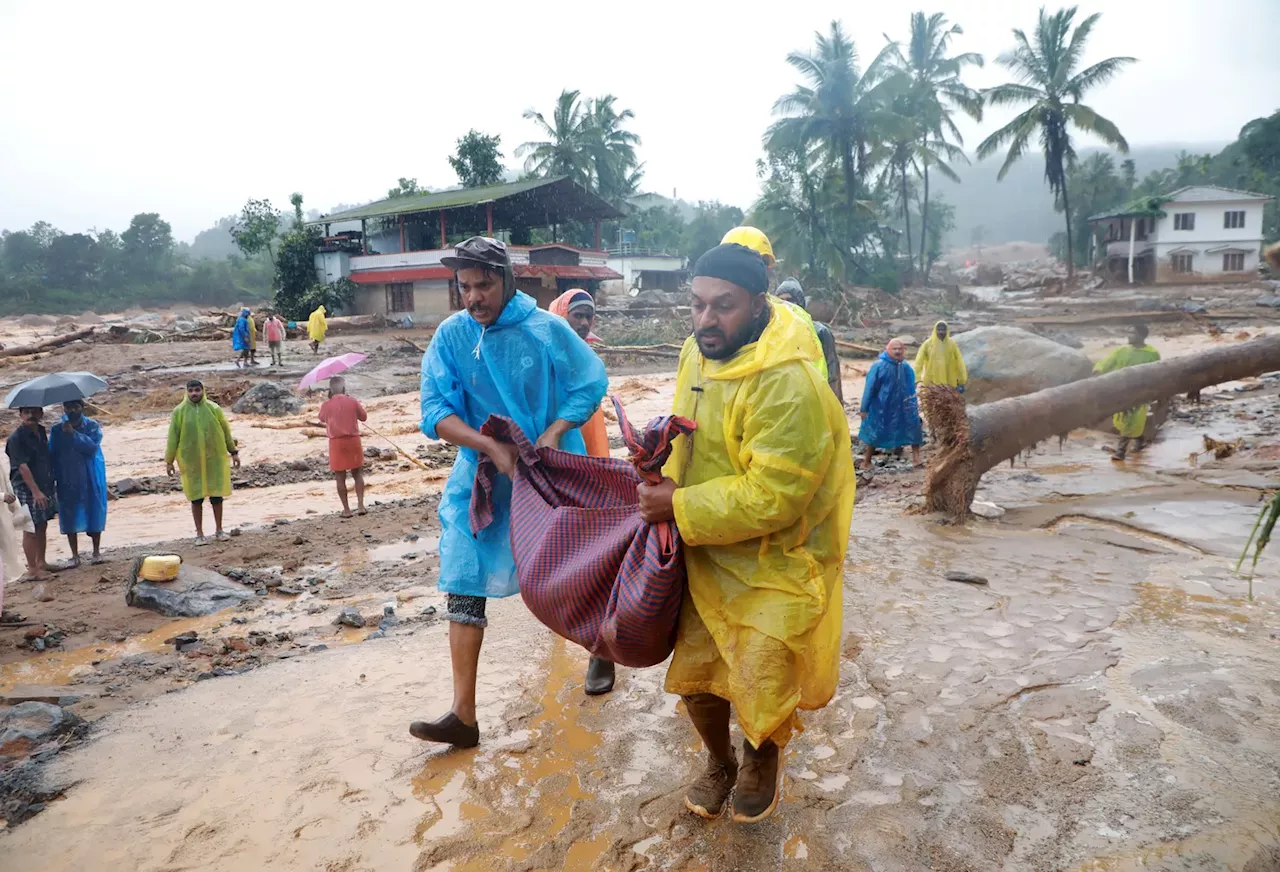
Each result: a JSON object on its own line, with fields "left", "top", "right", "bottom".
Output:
{"left": 49, "top": 400, "right": 108, "bottom": 566}
{"left": 858, "top": 338, "right": 924, "bottom": 470}
{"left": 411, "top": 236, "right": 610, "bottom": 750}
{"left": 232, "top": 308, "right": 251, "bottom": 367}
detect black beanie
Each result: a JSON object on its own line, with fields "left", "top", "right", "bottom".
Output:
{"left": 693, "top": 243, "right": 769, "bottom": 295}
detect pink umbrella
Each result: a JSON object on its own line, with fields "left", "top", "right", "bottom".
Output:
{"left": 297, "top": 353, "right": 368, "bottom": 393}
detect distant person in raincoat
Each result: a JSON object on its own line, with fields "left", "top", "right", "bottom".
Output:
{"left": 49, "top": 400, "right": 107, "bottom": 566}
{"left": 548, "top": 289, "right": 609, "bottom": 458}
{"left": 1095, "top": 323, "right": 1161, "bottom": 460}
{"left": 859, "top": 338, "right": 924, "bottom": 470}
{"left": 410, "top": 237, "right": 610, "bottom": 750}
{"left": 246, "top": 309, "right": 259, "bottom": 365}
{"left": 232, "top": 308, "right": 252, "bottom": 367}
{"left": 637, "top": 243, "right": 855, "bottom": 824}
{"left": 165, "top": 380, "right": 241, "bottom": 544}
{"left": 774, "top": 278, "right": 844, "bottom": 403}
{"left": 6, "top": 406, "right": 56, "bottom": 580}
{"left": 308, "top": 305, "right": 327, "bottom": 354}
{"left": 914, "top": 321, "right": 967, "bottom": 391}
{"left": 0, "top": 452, "right": 27, "bottom": 615}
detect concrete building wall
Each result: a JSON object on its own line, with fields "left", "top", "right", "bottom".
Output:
{"left": 1153, "top": 200, "right": 1266, "bottom": 248}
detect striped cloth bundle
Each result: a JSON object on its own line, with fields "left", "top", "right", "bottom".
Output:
{"left": 471, "top": 398, "right": 694, "bottom": 667}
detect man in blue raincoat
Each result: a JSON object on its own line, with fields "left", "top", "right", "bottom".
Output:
{"left": 858, "top": 338, "right": 923, "bottom": 470}
{"left": 411, "top": 236, "right": 610, "bottom": 749}
{"left": 232, "top": 308, "right": 251, "bottom": 367}
{"left": 49, "top": 399, "right": 107, "bottom": 566}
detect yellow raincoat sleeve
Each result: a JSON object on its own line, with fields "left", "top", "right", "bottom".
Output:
{"left": 672, "top": 364, "right": 832, "bottom": 547}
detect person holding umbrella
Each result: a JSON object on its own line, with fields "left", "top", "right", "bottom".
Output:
{"left": 165, "top": 379, "right": 240, "bottom": 544}
{"left": 316, "top": 376, "right": 368, "bottom": 518}
{"left": 5, "top": 407, "right": 56, "bottom": 580}
{"left": 49, "top": 400, "right": 107, "bottom": 566}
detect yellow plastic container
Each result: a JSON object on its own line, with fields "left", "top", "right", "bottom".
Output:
{"left": 138, "top": 555, "right": 182, "bottom": 582}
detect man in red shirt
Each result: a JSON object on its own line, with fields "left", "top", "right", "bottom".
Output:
{"left": 317, "top": 377, "right": 368, "bottom": 517}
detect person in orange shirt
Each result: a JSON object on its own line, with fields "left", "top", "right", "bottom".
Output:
{"left": 549, "top": 290, "right": 609, "bottom": 459}
{"left": 316, "top": 377, "right": 368, "bottom": 518}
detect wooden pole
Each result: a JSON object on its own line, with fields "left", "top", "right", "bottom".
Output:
{"left": 486, "top": 202, "right": 494, "bottom": 236}
{"left": 439, "top": 212, "right": 447, "bottom": 249}
{"left": 399, "top": 215, "right": 406, "bottom": 253}
{"left": 1127, "top": 216, "right": 1137, "bottom": 284}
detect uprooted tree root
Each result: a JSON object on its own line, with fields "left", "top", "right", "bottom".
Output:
{"left": 920, "top": 384, "right": 976, "bottom": 523}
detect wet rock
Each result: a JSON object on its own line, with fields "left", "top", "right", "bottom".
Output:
{"left": 276, "top": 585, "right": 304, "bottom": 596}
{"left": 126, "top": 562, "right": 257, "bottom": 618}
{"left": 231, "top": 382, "right": 303, "bottom": 416}
{"left": 164, "top": 630, "right": 200, "bottom": 648}
{"left": 1, "top": 686, "right": 88, "bottom": 707}
{"left": 306, "top": 603, "right": 329, "bottom": 615}
{"left": 0, "top": 703, "right": 85, "bottom": 763}
{"left": 288, "top": 458, "right": 310, "bottom": 472}
{"left": 273, "top": 518, "right": 290, "bottom": 527}
{"left": 31, "top": 584, "right": 54, "bottom": 603}
{"left": 364, "top": 630, "right": 386, "bottom": 640}
{"left": 952, "top": 326, "right": 1094, "bottom": 405}
{"left": 224, "top": 637, "right": 251, "bottom": 653}
{"left": 291, "top": 535, "right": 305, "bottom": 546}
{"left": 334, "top": 608, "right": 366, "bottom": 628}
{"left": 943, "top": 570, "right": 989, "bottom": 586}
{"left": 1047, "top": 332, "right": 1084, "bottom": 350}
{"left": 405, "top": 533, "right": 419, "bottom": 542}
{"left": 273, "top": 630, "right": 293, "bottom": 642}
{"left": 364, "top": 445, "right": 381, "bottom": 458}
{"left": 1180, "top": 302, "right": 1208, "bottom": 314}
{"left": 1255, "top": 295, "right": 1280, "bottom": 308}
{"left": 114, "top": 477, "right": 142, "bottom": 495}
{"left": 229, "top": 528, "right": 242, "bottom": 538}
{"left": 969, "top": 501, "right": 1005, "bottom": 519}
{"left": 223, "top": 567, "right": 246, "bottom": 580}
{"left": 308, "top": 644, "right": 328, "bottom": 652}
{"left": 231, "top": 616, "right": 249, "bottom": 625}
{"left": 420, "top": 605, "right": 437, "bottom": 617}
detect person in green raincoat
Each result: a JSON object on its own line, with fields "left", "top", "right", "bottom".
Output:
{"left": 165, "top": 380, "right": 241, "bottom": 544}
{"left": 1094, "top": 323, "right": 1160, "bottom": 460}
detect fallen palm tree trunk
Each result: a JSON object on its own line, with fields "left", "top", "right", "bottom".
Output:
{"left": 922, "top": 335, "right": 1280, "bottom": 519}
{"left": 0, "top": 327, "right": 95, "bottom": 358}
{"left": 835, "top": 340, "right": 882, "bottom": 356}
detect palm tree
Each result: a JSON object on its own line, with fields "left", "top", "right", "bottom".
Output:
{"left": 976, "top": 6, "right": 1135, "bottom": 277}
{"left": 585, "top": 95, "right": 643, "bottom": 204}
{"left": 517, "top": 89, "right": 594, "bottom": 188}
{"left": 883, "top": 12, "right": 984, "bottom": 276}
{"left": 767, "top": 22, "right": 895, "bottom": 254}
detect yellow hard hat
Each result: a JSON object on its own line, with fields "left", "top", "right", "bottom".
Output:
{"left": 720, "top": 226, "right": 775, "bottom": 267}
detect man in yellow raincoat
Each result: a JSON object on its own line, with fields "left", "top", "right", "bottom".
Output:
{"left": 165, "top": 379, "right": 241, "bottom": 544}
{"left": 638, "top": 243, "right": 855, "bottom": 824}
{"left": 308, "top": 305, "right": 327, "bottom": 354}
{"left": 1094, "top": 323, "right": 1160, "bottom": 460}
{"left": 914, "top": 320, "right": 967, "bottom": 391}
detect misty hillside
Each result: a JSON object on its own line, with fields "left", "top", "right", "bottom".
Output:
{"left": 938, "top": 144, "right": 1228, "bottom": 246}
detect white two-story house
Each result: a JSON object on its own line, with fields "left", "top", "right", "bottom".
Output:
{"left": 1088, "top": 185, "right": 1272, "bottom": 284}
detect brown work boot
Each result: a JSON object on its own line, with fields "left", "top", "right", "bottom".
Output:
{"left": 732, "top": 739, "right": 781, "bottom": 823}
{"left": 682, "top": 694, "right": 737, "bottom": 819}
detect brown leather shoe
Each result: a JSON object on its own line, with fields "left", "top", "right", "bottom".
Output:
{"left": 409, "top": 712, "right": 479, "bottom": 748}
{"left": 732, "top": 739, "right": 781, "bottom": 823}
{"left": 685, "top": 753, "right": 738, "bottom": 819}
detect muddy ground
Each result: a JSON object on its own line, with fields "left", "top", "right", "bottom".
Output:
{"left": 1, "top": 284, "right": 1280, "bottom": 870}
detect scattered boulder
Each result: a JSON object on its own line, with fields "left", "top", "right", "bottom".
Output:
{"left": 126, "top": 559, "right": 257, "bottom": 617}
{"left": 969, "top": 501, "right": 1005, "bottom": 519}
{"left": 231, "top": 382, "right": 303, "bottom": 417}
{"left": 973, "top": 263, "right": 1004, "bottom": 285}
{"left": 334, "top": 608, "right": 366, "bottom": 628}
{"left": 1255, "top": 296, "right": 1280, "bottom": 309}
{"left": 0, "top": 703, "right": 85, "bottom": 763}
{"left": 944, "top": 570, "right": 989, "bottom": 586}
{"left": 952, "top": 326, "right": 1095, "bottom": 405}
{"left": 114, "top": 477, "right": 143, "bottom": 495}
{"left": 1046, "top": 332, "right": 1084, "bottom": 350}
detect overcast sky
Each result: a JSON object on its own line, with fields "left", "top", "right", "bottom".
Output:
{"left": 2, "top": 0, "right": 1277, "bottom": 242}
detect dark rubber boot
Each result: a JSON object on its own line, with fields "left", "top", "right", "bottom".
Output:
{"left": 585, "top": 657, "right": 615, "bottom": 695}
{"left": 732, "top": 739, "right": 781, "bottom": 823}
{"left": 1111, "top": 437, "right": 1129, "bottom": 461}
{"left": 682, "top": 694, "right": 738, "bottom": 819}
{"left": 409, "top": 712, "right": 479, "bottom": 748}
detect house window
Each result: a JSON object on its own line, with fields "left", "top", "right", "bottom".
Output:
{"left": 1173, "top": 213, "right": 1196, "bottom": 231}
{"left": 1223, "top": 252, "right": 1246, "bottom": 272}
{"left": 385, "top": 282, "right": 414, "bottom": 312}
{"left": 1172, "top": 253, "right": 1194, "bottom": 273}
{"left": 1224, "top": 210, "right": 1246, "bottom": 229}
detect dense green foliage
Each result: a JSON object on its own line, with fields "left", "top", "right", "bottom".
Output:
{"left": 449, "top": 130, "right": 505, "bottom": 188}
{"left": 0, "top": 213, "right": 271, "bottom": 315}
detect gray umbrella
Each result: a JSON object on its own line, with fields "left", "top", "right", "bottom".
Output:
{"left": 4, "top": 372, "right": 108, "bottom": 409}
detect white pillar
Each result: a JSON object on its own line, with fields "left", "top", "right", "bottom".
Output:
{"left": 1127, "top": 217, "right": 1137, "bottom": 284}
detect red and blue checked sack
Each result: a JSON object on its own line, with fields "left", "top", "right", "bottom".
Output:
{"left": 470, "top": 398, "right": 695, "bottom": 667}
